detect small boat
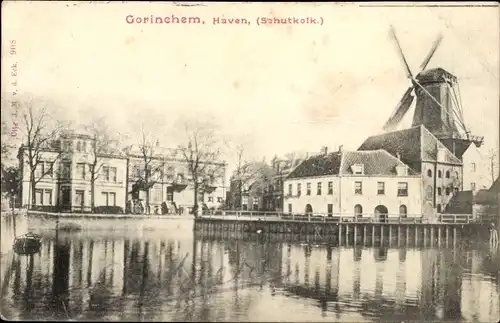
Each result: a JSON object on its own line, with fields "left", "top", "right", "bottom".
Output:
{"left": 13, "top": 233, "right": 42, "bottom": 255}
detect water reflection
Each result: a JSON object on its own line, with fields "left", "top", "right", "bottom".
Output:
{"left": 1, "top": 223, "right": 499, "bottom": 322}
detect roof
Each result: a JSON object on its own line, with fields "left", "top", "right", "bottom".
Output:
{"left": 416, "top": 67, "right": 457, "bottom": 84}
{"left": 287, "top": 149, "right": 416, "bottom": 179}
{"left": 358, "top": 125, "right": 462, "bottom": 168}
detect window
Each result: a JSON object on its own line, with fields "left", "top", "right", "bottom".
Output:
{"left": 76, "top": 163, "right": 86, "bottom": 180}
{"left": 46, "top": 162, "right": 54, "bottom": 177}
{"left": 103, "top": 166, "right": 110, "bottom": 181}
{"left": 446, "top": 187, "right": 451, "bottom": 196}
{"left": 454, "top": 171, "right": 459, "bottom": 180}
{"left": 399, "top": 205, "right": 407, "bottom": 218}
{"left": 426, "top": 186, "right": 433, "bottom": 200}
{"left": 76, "top": 141, "right": 82, "bottom": 152}
{"left": 454, "top": 187, "right": 459, "bottom": 194}
{"left": 306, "top": 183, "right": 311, "bottom": 195}
{"left": 75, "top": 190, "right": 85, "bottom": 207}
{"left": 377, "top": 182, "right": 385, "bottom": 195}
{"left": 397, "top": 182, "right": 408, "bottom": 196}
{"left": 288, "top": 184, "right": 292, "bottom": 196}
{"left": 427, "top": 169, "right": 432, "bottom": 177}
{"left": 317, "top": 182, "right": 322, "bottom": 195}
{"left": 217, "top": 197, "right": 223, "bottom": 203}
{"left": 354, "top": 181, "right": 362, "bottom": 195}
{"left": 61, "top": 162, "right": 71, "bottom": 179}
{"left": 327, "top": 204, "right": 333, "bottom": 217}
{"left": 354, "top": 204, "right": 363, "bottom": 217}
{"left": 82, "top": 141, "right": 87, "bottom": 153}
{"left": 154, "top": 190, "right": 162, "bottom": 203}
{"left": 110, "top": 167, "right": 117, "bottom": 182}
{"left": 396, "top": 166, "right": 408, "bottom": 176}
{"left": 297, "top": 183, "right": 302, "bottom": 196}
{"left": 328, "top": 181, "right": 333, "bottom": 195}
{"left": 437, "top": 187, "right": 442, "bottom": 195}
{"left": 166, "top": 187, "right": 173, "bottom": 201}
{"left": 208, "top": 196, "right": 214, "bottom": 202}
{"left": 288, "top": 203, "right": 292, "bottom": 214}
{"left": 44, "top": 189, "right": 53, "bottom": 205}
{"left": 35, "top": 162, "right": 44, "bottom": 178}
{"left": 445, "top": 170, "right": 450, "bottom": 179}
{"left": 438, "top": 170, "right": 442, "bottom": 178}
{"left": 102, "top": 192, "right": 116, "bottom": 206}
{"left": 470, "top": 163, "right": 476, "bottom": 172}
{"left": 351, "top": 164, "right": 364, "bottom": 175}
{"left": 35, "top": 189, "right": 43, "bottom": 205}
{"left": 471, "top": 182, "right": 476, "bottom": 191}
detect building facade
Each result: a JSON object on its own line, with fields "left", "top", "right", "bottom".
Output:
{"left": 19, "top": 132, "right": 128, "bottom": 212}
{"left": 358, "top": 125, "right": 463, "bottom": 218}
{"left": 461, "top": 144, "right": 497, "bottom": 192}
{"left": 284, "top": 149, "right": 422, "bottom": 220}
{"left": 19, "top": 133, "right": 227, "bottom": 214}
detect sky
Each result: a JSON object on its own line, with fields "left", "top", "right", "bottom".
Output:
{"left": 2, "top": 2, "right": 499, "bottom": 176}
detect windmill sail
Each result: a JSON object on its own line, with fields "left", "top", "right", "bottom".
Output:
{"left": 383, "top": 86, "right": 415, "bottom": 131}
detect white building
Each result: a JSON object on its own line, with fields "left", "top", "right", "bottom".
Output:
{"left": 461, "top": 144, "right": 497, "bottom": 191}
{"left": 284, "top": 148, "right": 423, "bottom": 220}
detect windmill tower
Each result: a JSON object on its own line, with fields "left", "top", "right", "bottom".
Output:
{"left": 382, "top": 26, "right": 484, "bottom": 160}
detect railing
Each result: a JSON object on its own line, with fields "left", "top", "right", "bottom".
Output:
{"left": 201, "top": 210, "right": 477, "bottom": 224}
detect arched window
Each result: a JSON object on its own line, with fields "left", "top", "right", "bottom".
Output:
{"left": 399, "top": 205, "right": 407, "bottom": 218}
{"left": 76, "top": 141, "right": 81, "bottom": 152}
{"left": 354, "top": 204, "right": 363, "bottom": 218}
{"left": 438, "top": 170, "right": 442, "bottom": 178}
{"left": 446, "top": 187, "right": 451, "bottom": 195}
{"left": 454, "top": 171, "right": 459, "bottom": 179}
{"left": 437, "top": 204, "right": 442, "bottom": 213}
{"left": 437, "top": 187, "right": 442, "bottom": 195}
{"left": 445, "top": 170, "right": 450, "bottom": 179}
{"left": 426, "top": 185, "right": 433, "bottom": 200}
{"left": 427, "top": 169, "right": 433, "bottom": 177}
{"left": 305, "top": 204, "right": 313, "bottom": 214}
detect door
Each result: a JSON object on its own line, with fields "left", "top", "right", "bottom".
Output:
{"left": 327, "top": 204, "right": 333, "bottom": 217}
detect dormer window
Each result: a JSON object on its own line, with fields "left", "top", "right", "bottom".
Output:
{"left": 351, "top": 164, "right": 364, "bottom": 175}
{"left": 396, "top": 165, "right": 408, "bottom": 176}
{"left": 437, "top": 148, "right": 446, "bottom": 162}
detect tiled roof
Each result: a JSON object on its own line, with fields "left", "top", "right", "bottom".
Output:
{"left": 341, "top": 150, "right": 417, "bottom": 175}
{"left": 287, "top": 152, "right": 342, "bottom": 179}
{"left": 286, "top": 150, "right": 416, "bottom": 179}
{"left": 358, "top": 125, "right": 461, "bottom": 168}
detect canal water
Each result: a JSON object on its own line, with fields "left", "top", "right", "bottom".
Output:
{"left": 1, "top": 215, "right": 499, "bottom": 322}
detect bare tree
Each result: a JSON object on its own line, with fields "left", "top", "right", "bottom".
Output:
{"left": 20, "top": 99, "right": 66, "bottom": 208}
{"left": 487, "top": 149, "right": 499, "bottom": 185}
{"left": 84, "top": 117, "right": 120, "bottom": 212}
{"left": 133, "top": 124, "right": 165, "bottom": 214}
{"left": 176, "top": 120, "right": 225, "bottom": 216}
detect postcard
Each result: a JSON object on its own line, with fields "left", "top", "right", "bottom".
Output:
{"left": 1, "top": 1, "right": 499, "bottom": 322}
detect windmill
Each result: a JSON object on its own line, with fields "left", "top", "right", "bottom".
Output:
{"left": 382, "top": 26, "right": 483, "bottom": 159}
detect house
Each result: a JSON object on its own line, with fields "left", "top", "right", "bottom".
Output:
{"left": 19, "top": 131, "right": 128, "bottom": 212}
{"left": 358, "top": 125, "right": 463, "bottom": 218}
{"left": 125, "top": 145, "right": 227, "bottom": 215}
{"left": 228, "top": 161, "right": 272, "bottom": 211}
{"left": 19, "top": 131, "right": 227, "bottom": 214}
{"left": 264, "top": 153, "right": 307, "bottom": 211}
{"left": 283, "top": 147, "right": 422, "bottom": 220}
{"left": 461, "top": 144, "right": 497, "bottom": 191}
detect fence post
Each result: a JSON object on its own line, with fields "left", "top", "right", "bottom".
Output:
{"left": 308, "top": 213, "right": 311, "bottom": 222}
{"left": 453, "top": 214, "right": 456, "bottom": 224}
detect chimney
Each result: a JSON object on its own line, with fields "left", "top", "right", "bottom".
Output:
{"left": 321, "top": 146, "right": 328, "bottom": 155}
{"left": 338, "top": 145, "right": 344, "bottom": 153}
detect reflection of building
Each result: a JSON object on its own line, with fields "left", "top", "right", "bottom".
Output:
{"left": 18, "top": 131, "right": 227, "bottom": 214}
{"left": 284, "top": 147, "right": 422, "bottom": 218}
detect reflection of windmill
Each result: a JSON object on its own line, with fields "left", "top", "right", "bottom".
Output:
{"left": 382, "top": 26, "right": 483, "bottom": 159}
